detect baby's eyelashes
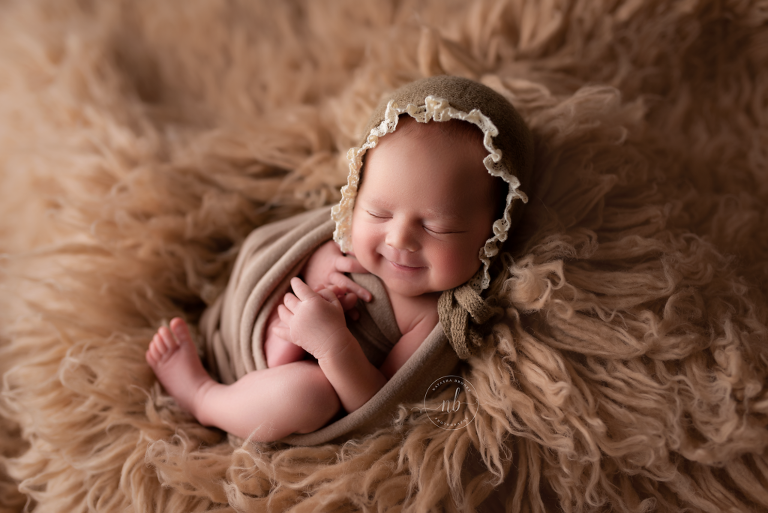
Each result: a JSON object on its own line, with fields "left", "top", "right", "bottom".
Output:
{"left": 366, "top": 210, "right": 464, "bottom": 235}
{"left": 365, "top": 210, "right": 390, "bottom": 220}
{"left": 423, "top": 226, "right": 465, "bottom": 235}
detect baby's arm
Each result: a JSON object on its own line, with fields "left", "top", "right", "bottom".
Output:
{"left": 276, "top": 277, "right": 386, "bottom": 412}
{"left": 377, "top": 311, "right": 437, "bottom": 379}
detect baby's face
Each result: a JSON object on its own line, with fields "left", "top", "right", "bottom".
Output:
{"left": 350, "top": 120, "right": 498, "bottom": 299}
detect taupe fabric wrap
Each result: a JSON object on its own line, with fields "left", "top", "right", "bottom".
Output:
{"left": 361, "top": 76, "right": 533, "bottom": 359}
{"left": 199, "top": 207, "right": 460, "bottom": 445}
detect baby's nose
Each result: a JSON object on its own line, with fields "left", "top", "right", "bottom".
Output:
{"left": 385, "top": 220, "right": 419, "bottom": 252}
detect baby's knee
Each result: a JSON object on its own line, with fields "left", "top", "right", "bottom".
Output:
{"left": 265, "top": 337, "right": 306, "bottom": 368}
{"left": 264, "top": 308, "right": 306, "bottom": 368}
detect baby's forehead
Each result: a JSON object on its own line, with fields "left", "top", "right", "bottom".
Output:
{"left": 366, "top": 117, "right": 491, "bottom": 179}
{"left": 362, "top": 117, "right": 502, "bottom": 208}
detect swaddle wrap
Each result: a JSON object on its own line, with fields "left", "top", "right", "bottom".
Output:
{"left": 332, "top": 75, "right": 535, "bottom": 358}
{"left": 199, "top": 207, "right": 460, "bottom": 446}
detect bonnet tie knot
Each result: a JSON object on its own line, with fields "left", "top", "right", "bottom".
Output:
{"left": 438, "top": 283, "right": 502, "bottom": 359}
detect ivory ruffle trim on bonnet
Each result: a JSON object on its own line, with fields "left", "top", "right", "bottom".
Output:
{"left": 331, "top": 75, "right": 534, "bottom": 293}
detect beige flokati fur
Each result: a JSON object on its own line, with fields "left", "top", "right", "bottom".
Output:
{"left": 1, "top": 0, "right": 767, "bottom": 512}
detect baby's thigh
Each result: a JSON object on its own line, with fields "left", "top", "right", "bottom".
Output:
{"left": 263, "top": 301, "right": 306, "bottom": 368}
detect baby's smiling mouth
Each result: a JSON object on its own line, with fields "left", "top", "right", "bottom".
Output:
{"left": 388, "top": 261, "right": 425, "bottom": 271}
{"left": 379, "top": 248, "right": 425, "bottom": 271}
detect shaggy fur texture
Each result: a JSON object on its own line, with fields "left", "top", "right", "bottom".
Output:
{"left": 1, "top": 0, "right": 767, "bottom": 511}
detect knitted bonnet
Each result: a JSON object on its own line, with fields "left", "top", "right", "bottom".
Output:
{"left": 332, "top": 75, "right": 534, "bottom": 358}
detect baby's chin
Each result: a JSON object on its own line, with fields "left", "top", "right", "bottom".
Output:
{"left": 376, "top": 275, "right": 463, "bottom": 299}
{"left": 373, "top": 275, "right": 425, "bottom": 297}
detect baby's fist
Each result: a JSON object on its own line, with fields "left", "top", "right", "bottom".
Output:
{"left": 277, "top": 278, "right": 350, "bottom": 360}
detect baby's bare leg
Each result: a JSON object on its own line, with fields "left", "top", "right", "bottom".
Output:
{"left": 195, "top": 359, "right": 340, "bottom": 440}
{"left": 264, "top": 305, "right": 307, "bottom": 367}
{"left": 146, "top": 318, "right": 340, "bottom": 441}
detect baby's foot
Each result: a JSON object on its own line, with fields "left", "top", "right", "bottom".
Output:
{"left": 145, "top": 318, "right": 213, "bottom": 418}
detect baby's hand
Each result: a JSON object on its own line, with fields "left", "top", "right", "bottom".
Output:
{"left": 302, "top": 240, "right": 372, "bottom": 303}
{"left": 276, "top": 277, "right": 354, "bottom": 361}
{"left": 319, "top": 284, "right": 363, "bottom": 321}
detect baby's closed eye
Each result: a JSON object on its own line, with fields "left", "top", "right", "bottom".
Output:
{"left": 365, "top": 210, "right": 391, "bottom": 220}
{"left": 366, "top": 210, "right": 466, "bottom": 235}
{"left": 423, "top": 225, "right": 466, "bottom": 235}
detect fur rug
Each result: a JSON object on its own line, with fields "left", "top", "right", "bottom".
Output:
{"left": 1, "top": 0, "right": 767, "bottom": 511}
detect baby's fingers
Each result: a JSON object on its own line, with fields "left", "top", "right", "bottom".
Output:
{"left": 277, "top": 304, "right": 293, "bottom": 324}
{"left": 271, "top": 325, "right": 291, "bottom": 341}
{"left": 315, "top": 286, "right": 341, "bottom": 305}
{"left": 290, "top": 277, "right": 318, "bottom": 302}
{"left": 282, "top": 290, "right": 300, "bottom": 312}
{"left": 329, "top": 272, "right": 372, "bottom": 302}
{"left": 338, "top": 292, "right": 359, "bottom": 312}
{"left": 335, "top": 254, "right": 368, "bottom": 274}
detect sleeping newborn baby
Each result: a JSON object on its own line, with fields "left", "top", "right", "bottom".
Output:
{"left": 145, "top": 76, "right": 533, "bottom": 442}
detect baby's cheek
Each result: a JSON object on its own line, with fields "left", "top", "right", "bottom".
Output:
{"left": 352, "top": 226, "right": 377, "bottom": 257}
{"left": 437, "top": 244, "right": 482, "bottom": 287}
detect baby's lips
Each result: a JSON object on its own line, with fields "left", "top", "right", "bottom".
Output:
{"left": 388, "top": 259, "right": 425, "bottom": 270}
{"left": 379, "top": 248, "right": 424, "bottom": 269}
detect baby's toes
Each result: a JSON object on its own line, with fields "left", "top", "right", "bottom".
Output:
{"left": 157, "top": 327, "right": 176, "bottom": 351}
{"left": 169, "top": 318, "right": 193, "bottom": 347}
{"left": 146, "top": 334, "right": 165, "bottom": 365}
